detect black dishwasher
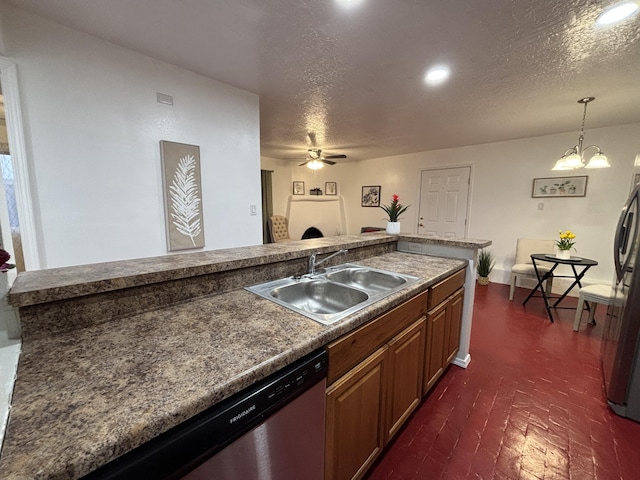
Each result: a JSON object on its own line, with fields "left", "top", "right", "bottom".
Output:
{"left": 84, "top": 349, "right": 328, "bottom": 480}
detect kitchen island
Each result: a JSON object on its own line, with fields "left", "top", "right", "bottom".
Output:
{"left": 0, "top": 233, "right": 489, "bottom": 479}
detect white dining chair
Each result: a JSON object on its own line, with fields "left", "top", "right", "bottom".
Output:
{"left": 573, "top": 284, "right": 625, "bottom": 331}
{"left": 509, "top": 238, "right": 556, "bottom": 300}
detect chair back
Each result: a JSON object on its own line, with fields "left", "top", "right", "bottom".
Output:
{"left": 268, "top": 215, "right": 290, "bottom": 242}
{"left": 514, "top": 238, "right": 556, "bottom": 264}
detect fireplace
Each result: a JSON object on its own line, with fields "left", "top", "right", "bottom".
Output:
{"left": 286, "top": 196, "right": 346, "bottom": 239}
{"left": 301, "top": 227, "right": 324, "bottom": 240}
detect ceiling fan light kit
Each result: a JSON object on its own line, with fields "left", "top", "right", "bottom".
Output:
{"left": 552, "top": 97, "right": 611, "bottom": 171}
{"left": 307, "top": 159, "right": 325, "bottom": 170}
{"left": 298, "top": 142, "right": 347, "bottom": 169}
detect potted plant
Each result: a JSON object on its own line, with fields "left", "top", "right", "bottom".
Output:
{"left": 476, "top": 249, "right": 494, "bottom": 285}
{"left": 380, "top": 194, "right": 410, "bottom": 234}
{"left": 555, "top": 229, "right": 576, "bottom": 259}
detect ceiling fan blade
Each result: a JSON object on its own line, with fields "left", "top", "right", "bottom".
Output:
{"left": 321, "top": 159, "right": 337, "bottom": 165}
{"left": 307, "top": 132, "right": 317, "bottom": 147}
{"left": 299, "top": 160, "right": 309, "bottom": 166}
{"left": 323, "top": 154, "right": 347, "bottom": 159}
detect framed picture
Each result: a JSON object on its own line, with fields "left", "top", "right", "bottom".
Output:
{"left": 532, "top": 176, "right": 588, "bottom": 198}
{"left": 325, "top": 182, "right": 337, "bottom": 195}
{"left": 293, "top": 181, "right": 305, "bottom": 195}
{"left": 160, "top": 140, "right": 205, "bottom": 251}
{"left": 362, "top": 185, "right": 381, "bottom": 207}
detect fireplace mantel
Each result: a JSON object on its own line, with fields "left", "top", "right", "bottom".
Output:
{"left": 285, "top": 195, "right": 347, "bottom": 239}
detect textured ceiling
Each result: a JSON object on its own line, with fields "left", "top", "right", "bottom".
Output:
{"left": 7, "top": 0, "right": 640, "bottom": 163}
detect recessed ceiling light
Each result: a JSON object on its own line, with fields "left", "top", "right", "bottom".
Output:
{"left": 335, "top": 0, "right": 365, "bottom": 9}
{"left": 424, "top": 66, "right": 450, "bottom": 86}
{"left": 596, "top": 2, "right": 639, "bottom": 25}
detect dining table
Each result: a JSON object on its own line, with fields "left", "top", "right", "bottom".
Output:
{"left": 522, "top": 253, "right": 599, "bottom": 322}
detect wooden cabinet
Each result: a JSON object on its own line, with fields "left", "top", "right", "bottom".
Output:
{"left": 424, "top": 299, "right": 448, "bottom": 393}
{"left": 445, "top": 288, "right": 464, "bottom": 365}
{"left": 324, "top": 267, "right": 466, "bottom": 480}
{"left": 325, "top": 293, "right": 427, "bottom": 480}
{"left": 325, "top": 346, "right": 388, "bottom": 480}
{"left": 385, "top": 318, "right": 425, "bottom": 443}
{"left": 423, "top": 269, "right": 465, "bottom": 395}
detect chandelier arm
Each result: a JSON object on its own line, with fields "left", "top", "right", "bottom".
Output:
{"left": 582, "top": 144, "right": 603, "bottom": 154}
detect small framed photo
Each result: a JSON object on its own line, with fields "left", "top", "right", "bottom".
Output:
{"left": 325, "top": 182, "right": 337, "bottom": 195}
{"left": 361, "top": 185, "right": 381, "bottom": 207}
{"left": 532, "top": 176, "right": 588, "bottom": 198}
{"left": 293, "top": 181, "right": 305, "bottom": 195}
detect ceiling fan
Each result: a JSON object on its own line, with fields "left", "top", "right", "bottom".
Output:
{"left": 299, "top": 148, "right": 347, "bottom": 169}
{"left": 298, "top": 132, "right": 347, "bottom": 169}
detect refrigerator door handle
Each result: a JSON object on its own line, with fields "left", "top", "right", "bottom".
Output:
{"left": 615, "top": 184, "right": 640, "bottom": 282}
{"left": 615, "top": 210, "right": 629, "bottom": 281}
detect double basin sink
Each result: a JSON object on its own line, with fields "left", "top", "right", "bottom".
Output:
{"left": 246, "top": 263, "right": 420, "bottom": 325}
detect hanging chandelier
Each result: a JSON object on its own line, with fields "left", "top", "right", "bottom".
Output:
{"left": 552, "top": 97, "right": 610, "bottom": 170}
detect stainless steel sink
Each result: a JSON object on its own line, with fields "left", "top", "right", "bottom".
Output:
{"left": 325, "top": 266, "right": 408, "bottom": 293}
{"left": 271, "top": 279, "right": 369, "bottom": 315}
{"left": 246, "top": 263, "right": 419, "bottom": 325}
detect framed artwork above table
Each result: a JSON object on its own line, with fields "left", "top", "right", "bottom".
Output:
{"left": 532, "top": 176, "right": 588, "bottom": 198}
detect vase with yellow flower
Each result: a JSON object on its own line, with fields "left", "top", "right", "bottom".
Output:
{"left": 555, "top": 230, "right": 576, "bottom": 259}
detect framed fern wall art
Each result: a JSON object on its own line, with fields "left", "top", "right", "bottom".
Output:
{"left": 160, "top": 141, "right": 205, "bottom": 251}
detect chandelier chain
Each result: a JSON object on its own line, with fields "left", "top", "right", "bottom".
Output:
{"left": 580, "top": 101, "right": 588, "bottom": 137}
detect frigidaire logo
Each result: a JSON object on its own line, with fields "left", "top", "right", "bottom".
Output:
{"left": 229, "top": 404, "right": 256, "bottom": 424}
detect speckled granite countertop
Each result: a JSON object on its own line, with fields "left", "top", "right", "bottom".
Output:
{"left": 398, "top": 234, "right": 492, "bottom": 249}
{"left": 8, "top": 234, "right": 395, "bottom": 308}
{"left": 0, "top": 249, "right": 466, "bottom": 479}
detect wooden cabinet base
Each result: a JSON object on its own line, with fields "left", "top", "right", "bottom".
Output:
{"left": 424, "top": 286, "right": 464, "bottom": 395}
{"left": 385, "top": 318, "right": 425, "bottom": 443}
{"left": 324, "top": 268, "right": 466, "bottom": 480}
{"left": 325, "top": 347, "right": 387, "bottom": 480}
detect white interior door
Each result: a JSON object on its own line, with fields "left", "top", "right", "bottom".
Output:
{"left": 418, "top": 167, "right": 470, "bottom": 238}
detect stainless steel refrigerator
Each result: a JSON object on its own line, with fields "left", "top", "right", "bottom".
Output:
{"left": 602, "top": 182, "right": 640, "bottom": 421}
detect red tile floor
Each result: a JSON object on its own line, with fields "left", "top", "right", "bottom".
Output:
{"left": 366, "top": 283, "right": 640, "bottom": 480}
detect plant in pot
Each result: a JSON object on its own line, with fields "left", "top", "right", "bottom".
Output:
{"left": 381, "top": 194, "right": 410, "bottom": 235}
{"left": 476, "top": 249, "right": 495, "bottom": 285}
{"left": 555, "top": 229, "right": 576, "bottom": 260}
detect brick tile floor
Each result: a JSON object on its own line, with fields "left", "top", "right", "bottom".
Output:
{"left": 365, "top": 283, "right": 640, "bottom": 480}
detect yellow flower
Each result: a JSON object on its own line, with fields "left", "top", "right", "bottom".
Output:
{"left": 556, "top": 229, "right": 577, "bottom": 251}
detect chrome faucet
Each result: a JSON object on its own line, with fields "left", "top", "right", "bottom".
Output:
{"left": 308, "top": 249, "right": 348, "bottom": 275}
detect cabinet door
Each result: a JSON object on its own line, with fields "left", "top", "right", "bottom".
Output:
{"left": 385, "top": 318, "right": 426, "bottom": 443}
{"left": 424, "top": 301, "right": 447, "bottom": 395}
{"left": 325, "top": 346, "right": 388, "bottom": 480}
{"left": 445, "top": 288, "right": 464, "bottom": 365}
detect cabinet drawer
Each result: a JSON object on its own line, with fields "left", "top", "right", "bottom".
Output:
{"left": 428, "top": 268, "right": 465, "bottom": 310}
{"left": 326, "top": 291, "right": 427, "bottom": 385}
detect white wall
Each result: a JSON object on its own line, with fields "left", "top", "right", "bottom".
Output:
{"left": 0, "top": 4, "right": 262, "bottom": 268}
{"left": 263, "top": 123, "right": 640, "bottom": 286}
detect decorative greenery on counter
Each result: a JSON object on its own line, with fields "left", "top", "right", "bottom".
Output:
{"left": 381, "top": 194, "right": 410, "bottom": 222}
